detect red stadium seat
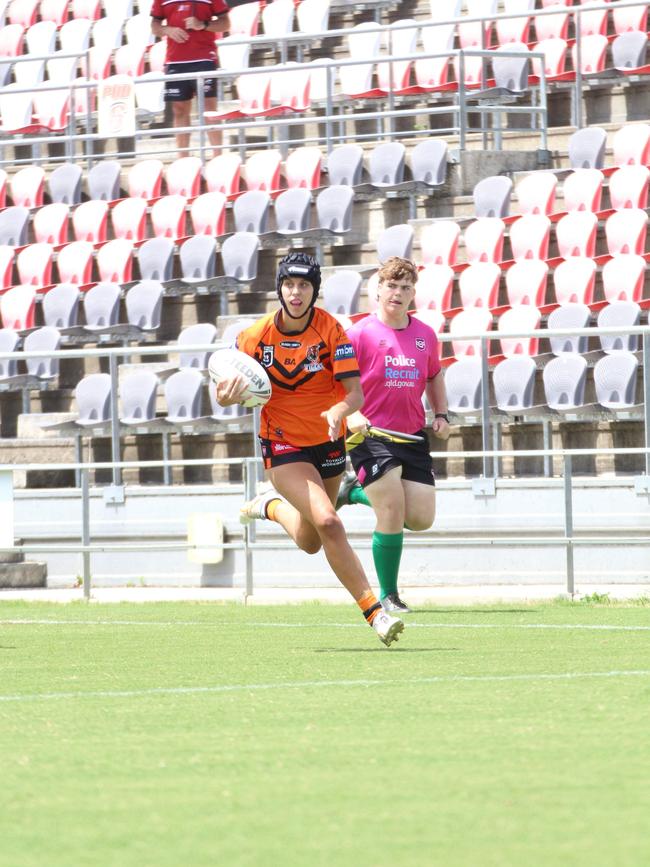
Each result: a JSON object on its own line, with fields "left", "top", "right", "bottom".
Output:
{"left": 534, "top": 9, "right": 569, "bottom": 41}
{"left": 11, "top": 166, "right": 45, "bottom": 208}
{"left": 39, "top": 0, "right": 70, "bottom": 26}
{"left": 458, "top": 262, "right": 501, "bottom": 309}
{"left": 72, "top": 200, "right": 108, "bottom": 243}
{"left": 245, "top": 150, "right": 283, "bottom": 193}
{"left": 553, "top": 256, "right": 596, "bottom": 305}
{"left": 555, "top": 211, "right": 598, "bottom": 258}
{"left": 16, "top": 242, "right": 53, "bottom": 287}
{"left": 190, "top": 192, "right": 227, "bottom": 237}
{"left": 505, "top": 259, "right": 549, "bottom": 307}
{"left": 1, "top": 284, "right": 36, "bottom": 329}
{"left": 601, "top": 254, "right": 646, "bottom": 303}
{"left": 571, "top": 34, "right": 608, "bottom": 76}
{"left": 165, "top": 157, "right": 202, "bottom": 199}
{"left": 497, "top": 305, "right": 541, "bottom": 357}
{"left": 0, "top": 246, "right": 14, "bottom": 289}
{"left": 562, "top": 169, "right": 604, "bottom": 213}
{"left": 612, "top": 123, "right": 650, "bottom": 167}
{"left": 285, "top": 147, "right": 322, "bottom": 190}
{"left": 496, "top": 0, "right": 534, "bottom": 46}
{"left": 414, "top": 264, "right": 454, "bottom": 313}
{"left": 509, "top": 214, "right": 551, "bottom": 261}
{"left": 8, "top": 0, "right": 39, "bottom": 28}
{"left": 464, "top": 218, "right": 505, "bottom": 264}
{"left": 57, "top": 240, "right": 94, "bottom": 285}
{"left": 112, "top": 197, "right": 148, "bottom": 242}
{"left": 612, "top": 3, "right": 647, "bottom": 35}
{"left": 128, "top": 159, "right": 164, "bottom": 201}
{"left": 608, "top": 165, "right": 650, "bottom": 210}
{"left": 114, "top": 42, "right": 146, "bottom": 78}
{"left": 204, "top": 153, "right": 241, "bottom": 198}
{"left": 605, "top": 208, "right": 648, "bottom": 255}
{"left": 420, "top": 220, "right": 460, "bottom": 266}
{"left": 449, "top": 307, "right": 493, "bottom": 359}
{"left": 0, "top": 23, "right": 25, "bottom": 61}
{"left": 71, "top": 0, "right": 101, "bottom": 19}
{"left": 516, "top": 172, "right": 557, "bottom": 216}
{"left": 33, "top": 203, "right": 69, "bottom": 245}
{"left": 531, "top": 37, "right": 570, "bottom": 81}
{"left": 228, "top": 0, "right": 260, "bottom": 37}
{"left": 151, "top": 195, "right": 187, "bottom": 240}
{"left": 96, "top": 238, "right": 134, "bottom": 283}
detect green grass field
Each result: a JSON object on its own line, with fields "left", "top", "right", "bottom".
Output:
{"left": 1, "top": 599, "right": 649, "bottom": 867}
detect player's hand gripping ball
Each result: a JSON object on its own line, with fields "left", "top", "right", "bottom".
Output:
{"left": 208, "top": 348, "right": 272, "bottom": 409}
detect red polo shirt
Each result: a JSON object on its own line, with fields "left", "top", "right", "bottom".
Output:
{"left": 151, "top": 0, "right": 229, "bottom": 64}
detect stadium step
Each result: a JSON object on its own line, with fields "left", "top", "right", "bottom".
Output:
{"left": 0, "top": 546, "right": 47, "bottom": 589}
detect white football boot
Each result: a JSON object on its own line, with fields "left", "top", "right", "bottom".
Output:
{"left": 239, "top": 489, "right": 282, "bottom": 525}
{"left": 372, "top": 609, "right": 405, "bottom": 647}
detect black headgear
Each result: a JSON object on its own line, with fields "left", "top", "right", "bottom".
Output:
{"left": 276, "top": 252, "right": 321, "bottom": 319}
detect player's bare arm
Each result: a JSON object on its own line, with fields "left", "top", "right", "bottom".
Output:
{"left": 427, "top": 372, "right": 450, "bottom": 440}
{"left": 151, "top": 18, "right": 189, "bottom": 43}
{"left": 320, "top": 377, "right": 364, "bottom": 441}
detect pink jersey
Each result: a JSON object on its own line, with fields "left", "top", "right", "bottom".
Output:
{"left": 347, "top": 314, "right": 441, "bottom": 434}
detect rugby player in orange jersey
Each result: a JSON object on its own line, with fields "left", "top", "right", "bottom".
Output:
{"left": 214, "top": 252, "right": 404, "bottom": 646}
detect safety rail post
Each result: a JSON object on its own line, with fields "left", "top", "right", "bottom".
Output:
{"left": 563, "top": 454, "right": 575, "bottom": 597}
{"left": 643, "top": 332, "right": 650, "bottom": 476}
{"left": 81, "top": 468, "right": 91, "bottom": 600}
{"left": 108, "top": 354, "right": 122, "bottom": 487}
{"left": 480, "top": 336, "right": 492, "bottom": 478}
{"left": 573, "top": 12, "right": 584, "bottom": 129}
{"left": 243, "top": 457, "right": 256, "bottom": 601}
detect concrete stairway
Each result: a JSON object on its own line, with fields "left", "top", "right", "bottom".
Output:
{"left": 0, "top": 546, "right": 47, "bottom": 589}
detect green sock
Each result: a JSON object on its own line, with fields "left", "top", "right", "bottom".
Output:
{"left": 372, "top": 531, "right": 403, "bottom": 600}
{"left": 349, "top": 483, "right": 371, "bottom": 507}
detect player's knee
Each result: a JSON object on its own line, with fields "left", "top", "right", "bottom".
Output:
{"left": 316, "top": 511, "right": 344, "bottom": 541}
{"left": 405, "top": 511, "right": 435, "bottom": 532}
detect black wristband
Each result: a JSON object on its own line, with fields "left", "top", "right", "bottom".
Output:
{"left": 435, "top": 413, "right": 449, "bottom": 423}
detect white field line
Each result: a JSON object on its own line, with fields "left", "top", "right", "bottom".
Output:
{"left": 2, "top": 619, "right": 650, "bottom": 631}
{"left": 1, "top": 670, "right": 649, "bottom": 704}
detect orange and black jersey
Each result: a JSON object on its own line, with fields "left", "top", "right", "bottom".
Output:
{"left": 236, "top": 307, "right": 360, "bottom": 446}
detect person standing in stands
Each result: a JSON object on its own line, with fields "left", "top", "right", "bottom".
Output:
{"left": 151, "top": 0, "right": 231, "bottom": 158}
{"left": 214, "top": 252, "right": 405, "bottom": 647}
{"left": 336, "top": 257, "right": 450, "bottom": 615}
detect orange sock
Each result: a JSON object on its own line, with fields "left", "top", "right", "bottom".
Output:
{"left": 266, "top": 498, "right": 282, "bottom": 521}
{"left": 356, "top": 589, "right": 382, "bottom": 625}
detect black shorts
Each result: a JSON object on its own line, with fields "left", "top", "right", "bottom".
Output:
{"left": 349, "top": 429, "right": 435, "bottom": 489}
{"left": 260, "top": 437, "right": 347, "bottom": 479}
{"left": 164, "top": 61, "right": 218, "bottom": 102}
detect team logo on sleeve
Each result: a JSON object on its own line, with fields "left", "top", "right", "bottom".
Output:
{"left": 334, "top": 342, "right": 355, "bottom": 360}
{"left": 415, "top": 338, "right": 426, "bottom": 351}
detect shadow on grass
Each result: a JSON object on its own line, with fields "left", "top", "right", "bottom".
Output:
{"left": 314, "top": 647, "right": 459, "bottom": 653}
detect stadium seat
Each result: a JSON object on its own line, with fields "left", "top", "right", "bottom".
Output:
{"left": 571, "top": 34, "right": 609, "bottom": 76}
{"left": 547, "top": 303, "right": 591, "bottom": 354}
{"left": 274, "top": 188, "right": 312, "bottom": 235}
{"left": 97, "top": 238, "right": 134, "bottom": 283}
{"left": 515, "top": 173, "right": 559, "bottom": 221}
{"left": 555, "top": 211, "right": 598, "bottom": 258}
{"left": 11, "top": 166, "right": 45, "bottom": 208}
{"left": 612, "top": 3, "right": 647, "bottom": 35}
{"left": 177, "top": 322, "right": 217, "bottom": 370}
{"left": 497, "top": 305, "right": 541, "bottom": 357}
{"left": 449, "top": 307, "right": 493, "bottom": 359}
{"left": 8, "top": 0, "right": 39, "bottom": 28}
{"left": 83, "top": 281, "right": 120, "bottom": 331}
{"left": 410, "top": 139, "right": 448, "bottom": 189}
{"left": 216, "top": 34, "right": 251, "bottom": 72}
{"left": 57, "top": 240, "right": 94, "bottom": 285}
{"left": 124, "top": 11, "right": 153, "bottom": 48}
{"left": 0, "top": 206, "right": 29, "bottom": 246}
{"left": 553, "top": 257, "right": 596, "bottom": 305}
{"left": 32, "top": 86, "right": 71, "bottom": 132}
{"left": 0, "top": 327, "right": 20, "bottom": 378}
{"left": 33, "top": 203, "right": 70, "bottom": 245}
{"left": 594, "top": 352, "right": 639, "bottom": 409}
{"left": 562, "top": 169, "right": 604, "bottom": 213}
{"left": 322, "top": 271, "right": 362, "bottom": 316}
{"left": 91, "top": 15, "right": 123, "bottom": 51}
{"left": 72, "top": 200, "right": 109, "bottom": 243}
{"left": 534, "top": 8, "right": 569, "bottom": 41}
{"left": 85, "top": 43, "right": 113, "bottom": 81}
{"left": 58, "top": 16, "right": 92, "bottom": 61}
{"left": 368, "top": 142, "right": 406, "bottom": 189}
{"left": 601, "top": 254, "right": 646, "bottom": 303}
{"left": 1, "top": 284, "right": 36, "bottom": 330}
{"left": 530, "top": 37, "right": 569, "bottom": 81}
{"left": 166, "top": 157, "right": 202, "bottom": 199}
{"left": 377, "top": 18, "right": 418, "bottom": 94}
{"left": 577, "top": 2, "right": 611, "bottom": 38}
{"left": 458, "top": 261, "right": 501, "bottom": 309}
{"left": 296, "top": 0, "right": 330, "bottom": 35}
{"left": 147, "top": 38, "right": 166, "bottom": 73}
{"left": 221, "top": 232, "right": 259, "bottom": 282}
{"left": 128, "top": 159, "right": 164, "bottom": 200}
{"left": 245, "top": 150, "right": 283, "bottom": 193}
{"left": 543, "top": 353, "right": 588, "bottom": 410}
{"left": 505, "top": 259, "right": 549, "bottom": 307}
{"left": 0, "top": 245, "right": 14, "bottom": 289}
{"left": 16, "top": 242, "right": 53, "bottom": 288}
{"left": 75, "top": 372, "right": 112, "bottom": 426}
{"left": 204, "top": 153, "right": 241, "bottom": 198}
{"left": 114, "top": 42, "right": 146, "bottom": 78}
{"left": 608, "top": 165, "right": 650, "bottom": 210}
{"left": 42, "top": 282, "right": 80, "bottom": 330}
{"left": 414, "top": 264, "right": 454, "bottom": 313}
{"left": 103, "top": 0, "right": 133, "bottom": 16}
{"left": 605, "top": 208, "right": 648, "bottom": 255}
{"left": 0, "top": 24, "right": 25, "bottom": 81}
{"left": 464, "top": 218, "right": 505, "bottom": 264}
{"left": 508, "top": 214, "right": 551, "bottom": 261}
{"left": 316, "top": 185, "right": 354, "bottom": 234}
{"left": 0, "top": 83, "right": 36, "bottom": 134}
{"left": 232, "top": 190, "right": 270, "bottom": 235}
{"left": 597, "top": 301, "right": 641, "bottom": 353}
{"left": 164, "top": 368, "right": 205, "bottom": 424}
{"left": 137, "top": 237, "right": 173, "bottom": 282}
{"left": 151, "top": 195, "right": 187, "bottom": 240}
{"left": 496, "top": 0, "right": 534, "bottom": 45}
{"left": 112, "top": 197, "right": 148, "bottom": 242}
{"left": 125, "top": 280, "right": 163, "bottom": 332}
{"left": 613, "top": 31, "right": 650, "bottom": 75}
{"left": 227, "top": 0, "right": 260, "bottom": 37}
{"left": 285, "top": 146, "right": 322, "bottom": 190}
{"left": 190, "top": 192, "right": 227, "bottom": 237}
{"left": 420, "top": 220, "right": 460, "bottom": 266}
{"left": 49, "top": 163, "right": 82, "bottom": 205}
{"left": 24, "top": 325, "right": 61, "bottom": 379}
{"left": 568, "top": 126, "right": 607, "bottom": 170}
{"left": 493, "top": 355, "right": 537, "bottom": 412}
{"left": 326, "top": 144, "right": 364, "bottom": 187}
{"left": 445, "top": 358, "right": 484, "bottom": 414}
{"left": 120, "top": 370, "right": 158, "bottom": 424}
{"left": 412, "top": 308, "right": 445, "bottom": 334}
{"left": 269, "top": 62, "right": 311, "bottom": 112}
{"left": 414, "top": 35, "right": 453, "bottom": 93}
{"left": 612, "top": 123, "right": 650, "bottom": 167}
{"left": 179, "top": 235, "right": 217, "bottom": 284}
{"left": 88, "top": 161, "right": 122, "bottom": 202}
{"left": 26, "top": 19, "right": 57, "bottom": 57}
{"left": 377, "top": 224, "right": 414, "bottom": 262}
{"left": 261, "top": 0, "right": 294, "bottom": 40}
{"left": 473, "top": 176, "right": 513, "bottom": 218}
{"left": 460, "top": 0, "right": 496, "bottom": 49}
{"left": 492, "top": 42, "right": 531, "bottom": 93}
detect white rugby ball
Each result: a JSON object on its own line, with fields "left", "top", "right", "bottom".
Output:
{"left": 208, "top": 348, "right": 272, "bottom": 409}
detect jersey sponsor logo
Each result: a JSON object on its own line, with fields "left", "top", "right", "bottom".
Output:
{"left": 334, "top": 343, "right": 355, "bottom": 360}
{"left": 284, "top": 358, "right": 296, "bottom": 365}
{"left": 261, "top": 344, "right": 274, "bottom": 367}
{"left": 384, "top": 352, "right": 420, "bottom": 384}
{"left": 415, "top": 338, "right": 426, "bottom": 350}
{"left": 270, "top": 442, "right": 301, "bottom": 455}
{"left": 280, "top": 341, "right": 301, "bottom": 349}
